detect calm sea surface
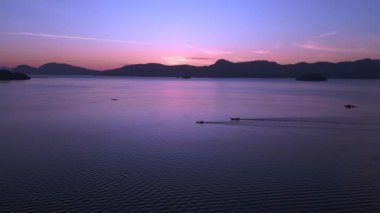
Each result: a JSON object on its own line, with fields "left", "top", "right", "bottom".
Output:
{"left": 1, "top": 77, "right": 380, "bottom": 212}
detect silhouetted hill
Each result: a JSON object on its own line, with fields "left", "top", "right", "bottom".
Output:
{"left": 38, "top": 63, "right": 98, "bottom": 75}
{"left": 13, "top": 63, "right": 98, "bottom": 75}
{"left": 102, "top": 59, "right": 380, "bottom": 78}
{"left": 10, "top": 59, "right": 380, "bottom": 79}
{"left": 104, "top": 63, "right": 205, "bottom": 77}
{"left": 12, "top": 65, "right": 37, "bottom": 73}
{"left": 212, "top": 59, "right": 235, "bottom": 68}
{"left": 103, "top": 60, "right": 288, "bottom": 78}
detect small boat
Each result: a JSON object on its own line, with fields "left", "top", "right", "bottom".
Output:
{"left": 230, "top": 117, "right": 241, "bottom": 121}
{"left": 345, "top": 104, "right": 357, "bottom": 109}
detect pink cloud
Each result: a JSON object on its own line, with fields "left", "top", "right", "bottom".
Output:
{"left": 251, "top": 50, "right": 272, "bottom": 55}
{"left": 163, "top": 56, "right": 188, "bottom": 65}
{"left": 201, "top": 49, "right": 232, "bottom": 54}
{"left": 297, "top": 41, "right": 369, "bottom": 53}
{"left": 163, "top": 56, "right": 215, "bottom": 65}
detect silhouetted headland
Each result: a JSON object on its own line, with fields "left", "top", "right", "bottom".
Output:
{"left": 296, "top": 73, "right": 328, "bottom": 81}
{"left": 0, "top": 70, "right": 31, "bottom": 80}
{"left": 11, "top": 58, "right": 380, "bottom": 79}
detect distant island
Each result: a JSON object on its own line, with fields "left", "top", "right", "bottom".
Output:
{"left": 0, "top": 70, "right": 31, "bottom": 80}
{"left": 9, "top": 58, "right": 380, "bottom": 79}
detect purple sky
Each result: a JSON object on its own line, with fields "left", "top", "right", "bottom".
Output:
{"left": 1, "top": 0, "right": 380, "bottom": 70}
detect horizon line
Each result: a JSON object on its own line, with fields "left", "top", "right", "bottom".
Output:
{"left": 3, "top": 58, "right": 378, "bottom": 71}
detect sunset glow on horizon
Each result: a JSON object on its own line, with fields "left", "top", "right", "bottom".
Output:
{"left": 1, "top": 0, "right": 380, "bottom": 70}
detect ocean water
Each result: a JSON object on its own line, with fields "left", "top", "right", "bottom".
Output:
{"left": 1, "top": 77, "right": 380, "bottom": 212}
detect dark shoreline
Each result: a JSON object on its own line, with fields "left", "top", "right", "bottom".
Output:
{"left": 10, "top": 58, "right": 380, "bottom": 79}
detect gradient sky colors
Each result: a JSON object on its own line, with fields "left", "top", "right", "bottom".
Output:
{"left": 1, "top": 0, "right": 380, "bottom": 70}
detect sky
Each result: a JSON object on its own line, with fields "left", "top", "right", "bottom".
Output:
{"left": 1, "top": 0, "right": 380, "bottom": 70}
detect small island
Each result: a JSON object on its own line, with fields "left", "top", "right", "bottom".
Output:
{"left": 296, "top": 73, "right": 328, "bottom": 81}
{"left": 0, "top": 70, "right": 31, "bottom": 80}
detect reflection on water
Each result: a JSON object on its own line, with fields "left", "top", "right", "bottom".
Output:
{"left": 1, "top": 77, "right": 380, "bottom": 211}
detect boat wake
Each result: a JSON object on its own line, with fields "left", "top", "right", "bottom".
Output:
{"left": 196, "top": 116, "right": 380, "bottom": 131}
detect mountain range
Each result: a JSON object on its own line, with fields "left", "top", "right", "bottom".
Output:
{"left": 9, "top": 58, "right": 380, "bottom": 79}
